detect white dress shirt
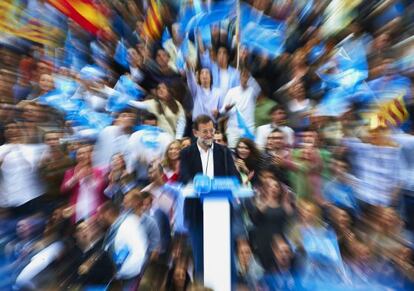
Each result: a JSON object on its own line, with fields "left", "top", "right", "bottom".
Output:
{"left": 255, "top": 123, "right": 295, "bottom": 150}
{"left": 0, "top": 144, "right": 46, "bottom": 207}
{"left": 220, "top": 85, "right": 259, "bottom": 148}
{"left": 197, "top": 142, "right": 214, "bottom": 179}
{"left": 113, "top": 213, "right": 148, "bottom": 279}
{"left": 92, "top": 125, "right": 130, "bottom": 168}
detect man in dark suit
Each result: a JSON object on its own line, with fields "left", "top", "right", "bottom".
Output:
{"left": 179, "top": 114, "right": 240, "bottom": 281}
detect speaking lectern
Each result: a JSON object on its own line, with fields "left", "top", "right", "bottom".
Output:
{"left": 182, "top": 175, "right": 253, "bottom": 291}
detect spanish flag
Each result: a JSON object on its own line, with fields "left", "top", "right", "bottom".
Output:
{"left": 0, "top": 0, "right": 62, "bottom": 47}
{"left": 47, "top": 0, "right": 110, "bottom": 36}
{"left": 142, "top": 0, "right": 163, "bottom": 41}
{"left": 369, "top": 95, "right": 409, "bottom": 129}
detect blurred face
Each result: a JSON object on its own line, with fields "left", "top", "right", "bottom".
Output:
{"left": 240, "top": 70, "right": 249, "bottom": 88}
{"left": 111, "top": 154, "right": 125, "bottom": 171}
{"left": 44, "top": 132, "right": 62, "bottom": 148}
{"left": 123, "top": 192, "right": 137, "bottom": 211}
{"left": 237, "top": 142, "right": 250, "bottom": 159}
{"left": 267, "top": 132, "right": 285, "bottom": 150}
{"left": 39, "top": 74, "right": 54, "bottom": 92}
{"left": 262, "top": 178, "right": 281, "bottom": 200}
{"left": 213, "top": 133, "right": 226, "bottom": 146}
{"left": 271, "top": 109, "right": 286, "bottom": 124}
{"left": 273, "top": 239, "right": 292, "bottom": 269}
{"left": 217, "top": 47, "right": 229, "bottom": 68}
{"left": 16, "top": 219, "right": 32, "bottom": 239}
{"left": 5, "top": 123, "right": 21, "bottom": 142}
{"left": 148, "top": 163, "right": 162, "bottom": 181}
{"left": 173, "top": 265, "right": 187, "bottom": 288}
{"left": 290, "top": 82, "right": 305, "bottom": 100}
{"left": 143, "top": 118, "right": 157, "bottom": 126}
{"left": 37, "top": 61, "right": 51, "bottom": 75}
{"left": 128, "top": 48, "right": 142, "bottom": 67}
{"left": 301, "top": 131, "right": 317, "bottom": 146}
{"left": 194, "top": 121, "right": 215, "bottom": 148}
{"left": 168, "top": 142, "right": 181, "bottom": 161}
{"left": 156, "top": 83, "right": 169, "bottom": 101}
{"left": 300, "top": 203, "right": 318, "bottom": 223}
{"left": 136, "top": 21, "right": 143, "bottom": 34}
{"left": 237, "top": 242, "right": 252, "bottom": 266}
{"left": 76, "top": 145, "right": 93, "bottom": 164}
{"left": 199, "top": 68, "right": 211, "bottom": 88}
{"left": 156, "top": 49, "right": 170, "bottom": 68}
{"left": 117, "top": 112, "right": 136, "bottom": 129}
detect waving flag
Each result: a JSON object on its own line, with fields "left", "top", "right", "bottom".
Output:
{"left": 114, "top": 39, "right": 129, "bottom": 69}
{"left": 47, "top": 0, "right": 110, "bottom": 36}
{"left": 317, "top": 37, "right": 368, "bottom": 92}
{"left": 373, "top": 95, "right": 409, "bottom": 128}
{"left": 239, "top": 3, "right": 286, "bottom": 58}
{"left": 0, "top": 0, "right": 63, "bottom": 47}
{"left": 236, "top": 109, "right": 255, "bottom": 140}
{"left": 142, "top": 0, "right": 163, "bottom": 41}
{"left": 108, "top": 75, "right": 144, "bottom": 112}
{"left": 184, "top": 0, "right": 237, "bottom": 33}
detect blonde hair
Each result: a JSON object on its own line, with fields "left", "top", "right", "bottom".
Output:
{"left": 163, "top": 140, "right": 182, "bottom": 170}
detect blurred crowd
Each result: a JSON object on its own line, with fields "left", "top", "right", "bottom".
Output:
{"left": 1, "top": 0, "right": 414, "bottom": 290}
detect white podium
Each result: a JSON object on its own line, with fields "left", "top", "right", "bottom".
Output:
{"left": 184, "top": 175, "right": 253, "bottom": 291}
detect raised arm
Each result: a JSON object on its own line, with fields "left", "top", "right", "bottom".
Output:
{"left": 175, "top": 104, "right": 187, "bottom": 139}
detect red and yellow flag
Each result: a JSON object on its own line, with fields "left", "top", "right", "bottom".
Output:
{"left": 142, "top": 0, "right": 163, "bottom": 41}
{"left": 0, "top": 0, "right": 62, "bottom": 47}
{"left": 48, "top": 0, "right": 111, "bottom": 36}
{"left": 369, "top": 95, "right": 409, "bottom": 129}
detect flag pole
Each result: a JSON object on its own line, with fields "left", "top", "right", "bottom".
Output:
{"left": 236, "top": 0, "right": 240, "bottom": 70}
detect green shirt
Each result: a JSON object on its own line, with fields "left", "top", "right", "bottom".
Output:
{"left": 255, "top": 98, "right": 278, "bottom": 127}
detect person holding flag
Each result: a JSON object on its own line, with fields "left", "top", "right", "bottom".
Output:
{"left": 219, "top": 67, "right": 260, "bottom": 148}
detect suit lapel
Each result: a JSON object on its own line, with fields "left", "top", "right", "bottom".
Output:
{"left": 192, "top": 143, "right": 203, "bottom": 175}
{"left": 213, "top": 143, "right": 222, "bottom": 176}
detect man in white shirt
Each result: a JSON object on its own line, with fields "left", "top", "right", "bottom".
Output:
{"left": 255, "top": 105, "right": 295, "bottom": 150}
{"left": 92, "top": 108, "right": 137, "bottom": 169}
{"left": 99, "top": 201, "right": 148, "bottom": 289}
{"left": 0, "top": 122, "right": 47, "bottom": 213}
{"left": 220, "top": 68, "right": 260, "bottom": 148}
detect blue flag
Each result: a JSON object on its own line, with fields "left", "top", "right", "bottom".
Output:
{"left": 114, "top": 39, "right": 129, "bottom": 69}
{"left": 236, "top": 109, "right": 255, "bottom": 140}
{"left": 185, "top": 0, "right": 237, "bottom": 33}
{"left": 108, "top": 75, "right": 144, "bottom": 112}
{"left": 239, "top": 3, "right": 286, "bottom": 58}
{"left": 317, "top": 37, "right": 368, "bottom": 93}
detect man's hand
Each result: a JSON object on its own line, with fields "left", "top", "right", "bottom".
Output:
{"left": 225, "top": 104, "right": 235, "bottom": 112}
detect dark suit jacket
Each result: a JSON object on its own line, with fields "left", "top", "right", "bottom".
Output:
{"left": 178, "top": 142, "right": 240, "bottom": 229}
{"left": 178, "top": 142, "right": 239, "bottom": 184}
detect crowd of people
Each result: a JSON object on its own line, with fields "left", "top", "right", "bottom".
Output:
{"left": 1, "top": 0, "right": 414, "bottom": 290}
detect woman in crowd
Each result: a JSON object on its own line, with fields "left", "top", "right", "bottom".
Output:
{"left": 60, "top": 144, "right": 107, "bottom": 223}
{"left": 244, "top": 174, "right": 294, "bottom": 271}
{"left": 234, "top": 138, "right": 265, "bottom": 186}
{"left": 163, "top": 140, "right": 182, "bottom": 183}
{"left": 129, "top": 82, "right": 186, "bottom": 139}
{"left": 186, "top": 62, "right": 222, "bottom": 121}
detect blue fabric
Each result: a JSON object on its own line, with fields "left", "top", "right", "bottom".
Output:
{"left": 184, "top": 0, "right": 236, "bottom": 33}
{"left": 114, "top": 40, "right": 129, "bottom": 69}
{"left": 323, "top": 178, "right": 360, "bottom": 214}
{"left": 239, "top": 3, "right": 286, "bottom": 58}
{"left": 236, "top": 109, "right": 255, "bottom": 140}
{"left": 317, "top": 38, "right": 368, "bottom": 93}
